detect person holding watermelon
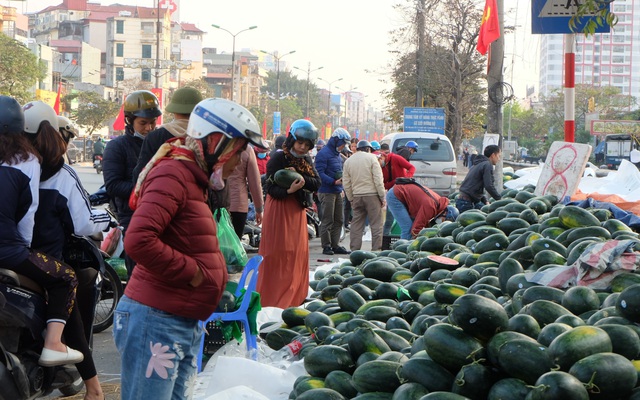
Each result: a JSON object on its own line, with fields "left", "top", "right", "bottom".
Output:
{"left": 257, "top": 119, "right": 321, "bottom": 308}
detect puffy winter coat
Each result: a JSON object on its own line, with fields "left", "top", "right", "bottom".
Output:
{"left": 314, "top": 136, "right": 345, "bottom": 194}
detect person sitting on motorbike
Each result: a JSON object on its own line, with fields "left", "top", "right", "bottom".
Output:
{"left": 0, "top": 97, "right": 83, "bottom": 368}
{"left": 103, "top": 90, "right": 161, "bottom": 277}
{"left": 24, "top": 100, "right": 111, "bottom": 400}
{"left": 92, "top": 137, "right": 104, "bottom": 162}
{"left": 57, "top": 115, "right": 77, "bottom": 144}
{"left": 115, "top": 98, "right": 268, "bottom": 400}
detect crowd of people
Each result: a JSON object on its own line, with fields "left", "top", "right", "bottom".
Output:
{"left": 0, "top": 86, "right": 504, "bottom": 399}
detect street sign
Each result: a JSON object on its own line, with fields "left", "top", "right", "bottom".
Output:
{"left": 531, "top": 0, "right": 610, "bottom": 34}
{"left": 403, "top": 107, "right": 445, "bottom": 134}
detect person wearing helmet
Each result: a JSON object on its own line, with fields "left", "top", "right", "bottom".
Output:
{"left": 386, "top": 178, "right": 458, "bottom": 240}
{"left": 314, "top": 127, "right": 351, "bottom": 255}
{"left": 23, "top": 100, "right": 112, "bottom": 399}
{"left": 398, "top": 140, "right": 419, "bottom": 161}
{"left": 115, "top": 98, "right": 266, "bottom": 400}
{"left": 256, "top": 119, "right": 321, "bottom": 309}
{"left": 92, "top": 137, "right": 105, "bottom": 162}
{"left": 343, "top": 139, "right": 386, "bottom": 251}
{"left": 57, "top": 115, "right": 77, "bottom": 144}
{"left": 103, "top": 90, "right": 161, "bottom": 276}
{"left": 370, "top": 140, "right": 381, "bottom": 152}
{"left": 132, "top": 86, "right": 203, "bottom": 183}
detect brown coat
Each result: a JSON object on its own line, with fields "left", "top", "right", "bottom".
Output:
{"left": 227, "top": 147, "right": 264, "bottom": 213}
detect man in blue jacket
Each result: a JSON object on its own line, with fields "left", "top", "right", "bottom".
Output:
{"left": 315, "top": 128, "right": 351, "bottom": 255}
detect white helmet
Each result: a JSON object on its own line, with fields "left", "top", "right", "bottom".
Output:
{"left": 58, "top": 115, "right": 77, "bottom": 142}
{"left": 22, "top": 100, "right": 59, "bottom": 134}
{"left": 186, "top": 98, "right": 267, "bottom": 149}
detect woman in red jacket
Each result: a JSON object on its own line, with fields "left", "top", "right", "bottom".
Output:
{"left": 114, "top": 98, "right": 267, "bottom": 400}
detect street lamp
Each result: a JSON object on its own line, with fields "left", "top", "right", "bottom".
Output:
{"left": 294, "top": 63, "right": 323, "bottom": 118}
{"left": 211, "top": 24, "right": 257, "bottom": 102}
{"left": 318, "top": 77, "right": 343, "bottom": 125}
{"left": 260, "top": 49, "right": 296, "bottom": 112}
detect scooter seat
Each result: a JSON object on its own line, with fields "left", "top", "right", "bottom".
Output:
{"left": 0, "top": 268, "right": 45, "bottom": 296}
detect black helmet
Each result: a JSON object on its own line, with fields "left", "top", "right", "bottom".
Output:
{"left": 0, "top": 96, "right": 25, "bottom": 135}
{"left": 124, "top": 90, "right": 162, "bottom": 121}
{"left": 356, "top": 140, "right": 373, "bottom": 151}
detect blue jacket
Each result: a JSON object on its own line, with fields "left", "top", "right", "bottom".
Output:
{"left": 314, "top": 136, "right": 345, "bottom": 194}
{"left": 0, "top": 155, "right": 40, "bottom": 267}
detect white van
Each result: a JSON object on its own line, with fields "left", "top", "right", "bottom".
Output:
{"left": 380, "top": 132, "right": 457, "bottom": 196}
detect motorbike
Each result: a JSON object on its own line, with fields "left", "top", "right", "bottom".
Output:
{"left": 306, "top": 206, "right": 321, "bottom": 240}
{"left": 0, "top": 234, "right": 120, "bottom": 399}
{"left": 93, "top": 155, "right": 103, "bottom": 174}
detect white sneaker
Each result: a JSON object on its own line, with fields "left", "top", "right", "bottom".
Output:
{"left": 39, "top": 346, "right": 84, "bottom": 366}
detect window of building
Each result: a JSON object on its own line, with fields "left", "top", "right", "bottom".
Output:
{"left": 116, "top": 20, "right": 124, "bottom": 34}
{"left": 576, "top": 65, "right": 582, "bottom": 73}
{"left": 142, "top": 44, "right": 152, "bottom": 59}
{"left": 593, "top": 66, "right": 599, "bottom": 74}
{"left": 613, "top": 76, "right": 623, "bottom": 84}
{"left": 612, "top": 55, "right": 624, "bottom": 63}
{"left": 601, "top": 66, "right": 610, "bottom": 74}
{"left": 142, "top": 22, "right": 154, "bottom": 34}
{"left": 116, "top": 67, "right": 124, "bottom": 81}
{"left": 613, "top": 4, "right": 626, "bottom": 12}
{"left": 595, "top": 55, "right": 600, "bottom": 63}
{"left": 602, "top": 45, "right": 611, "bottom": 53}
{"left": 613, "top": 35, "right": 625, "bottom": 43}
{"left": 141, "top": 68, "right": 151, "bottom": 82}
{"left": 612, "top": 66, "right": 624, "bottom": 73}
{"left": 116, "top": 43, "right": 124, "bottom": 57}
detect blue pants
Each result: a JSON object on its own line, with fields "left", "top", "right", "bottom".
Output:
{"left": 386, "top": 187, "right": 414, "bottom": 240}
{"left": 455, "top": 198, "right": 484, "bottom": 214}
{"left": 113, "top": 296, "right": 203, "bottom": 400}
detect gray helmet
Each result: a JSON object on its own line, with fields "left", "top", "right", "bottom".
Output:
{"left": 0, "top": 96, "right": 25, "bottom": 135}
{"left": 356, "top": 140, "right": 373, "bottom": 151}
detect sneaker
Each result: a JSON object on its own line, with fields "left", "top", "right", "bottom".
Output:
{"left": 322, "top": 247, "right": 334, "bottom": 255}
{"left": 332, "top": 246, "right": 351, "bottom": 255}
{"left": 39, "top": 346, "right": 84, "bottom": 367}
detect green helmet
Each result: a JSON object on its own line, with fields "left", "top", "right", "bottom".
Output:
{"left": 124, "top": 90, "right": 162, "bottom": 121}
{"left": 165, "top": 87, "right": 203, "bottom": 114}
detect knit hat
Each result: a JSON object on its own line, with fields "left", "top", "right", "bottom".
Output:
{"left": 165, "top": 87, "right": 203, "bottom": 114}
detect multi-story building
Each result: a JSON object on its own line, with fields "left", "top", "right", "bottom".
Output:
{"left": 538, "top": 0, "right": 640, "bottom": 109}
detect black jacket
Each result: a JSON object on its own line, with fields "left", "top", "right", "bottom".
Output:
{"left": 103, "top": 130, "right": 143, "bottom": 230}
{"left": 132, "top": 128, "right": 174, "bottom": 184}
{"left": 458, "top": 155, "right": 501, "bottom": 203}
{"left": 264, "top": 151, "right": 321, "bottom": 208}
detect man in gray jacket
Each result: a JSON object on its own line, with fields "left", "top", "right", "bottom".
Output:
{"left": 343, "top": 140, "right": 386, "bottom": 251}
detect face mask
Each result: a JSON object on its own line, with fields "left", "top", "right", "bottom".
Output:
{"left": 209, "top": 165, "right": 225, "bottom": 190}
{"left": 257, "top": 153, "right": 266, "bottom": 159}
{"left": 290, "top": 149, "right": 305, "bottom": 159}
{"left": 380, "top": 161, "right": 386, "bottom": 167}
{"left": 134, "top": 131, "right": 145, "bottom": 140}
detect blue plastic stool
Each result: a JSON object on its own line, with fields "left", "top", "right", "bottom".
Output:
{"left": 196, "top": 255, "right": 262, "bottom": 372}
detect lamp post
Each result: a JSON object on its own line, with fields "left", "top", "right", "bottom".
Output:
{"left": 294, "top": 63, "right": 323, "bottom": 118}
{"left": 318, "top": 77, "right": 343, "bottom": 125}
{"left": 260, "top": 50, "right": 296, "bottom": 112}
{"left": 211, "top": 24, "right": 257, "bottom": 102}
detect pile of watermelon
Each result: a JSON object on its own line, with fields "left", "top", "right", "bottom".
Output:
{"left": 261, "top": 184, "right": 640, "bottom": 400}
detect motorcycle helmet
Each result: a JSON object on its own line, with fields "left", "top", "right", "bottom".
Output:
{"left": 370, "top": 141, "right": 381, "bottom": 151}
{"left": 332, "top": 127, "right": 351, "bottom": 141}
{"left": 0, "top": 96, "right": 25, "bottom": 135}
{"left": 23, "top": 100, "right": 59, "bottom": 134}
{"left": 405, "top": 140, "right": 419, "bottom": 150}
{"left": 123, "top": 90, "right": 162, "bottom": 123}
{"left": 186, "top": 98, "right": 267, "bottom": 149}
{"left": 445, "top": 205, "right": 459, "bottom": 221}
{"left": 356, "top": 140, "right": 373, "bottom": 151}
{"left": 57, "top": 115, "right": 78, "bottom": 143}
{"left": 289, "top": 119, "right": 318, "bottom": 146}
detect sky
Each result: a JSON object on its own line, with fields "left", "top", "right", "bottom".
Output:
{"left": 18, "top": 0, "right": 540, "bottom": 109}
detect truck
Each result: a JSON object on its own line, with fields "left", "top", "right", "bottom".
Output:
{"left": 604, "top": 134, "right": 636, "bottom": 169}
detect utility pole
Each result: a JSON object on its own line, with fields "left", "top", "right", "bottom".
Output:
{"left": 487, "top": 0, "right": 505, "bottom": 191}
{"left": 155, "top": 0, "right": 160, "bottom": 89}
{"left": 416, "top": 0, "right": 426, "bottom": 107}
{"left": 294, "top": 63, "right": 323, "bottom": 118}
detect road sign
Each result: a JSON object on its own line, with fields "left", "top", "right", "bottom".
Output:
{"left": 531, "top": 0, "right": 610, "bottom": 34}
{"left": 403, "top": 107, "right": 445, "bottom": 134}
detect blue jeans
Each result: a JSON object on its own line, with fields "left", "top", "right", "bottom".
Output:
{"left": 455, "top": 198, "right": 484, "bottom": 213}
{"left": 386, "top": 187, "right": 414, "bottom": 240}
{"left": 113, "top": 296, "right": 203, "bottom": 400}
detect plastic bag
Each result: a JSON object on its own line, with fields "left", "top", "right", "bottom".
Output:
{"left": 214, "top": 208, "right": 248, "bottom": 270}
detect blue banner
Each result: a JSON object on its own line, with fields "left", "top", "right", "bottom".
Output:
{"left": 273, "top": 112, "right": 281, "bottom": 135}
{"left": 403, "top": 107, "right": 445, "bottom": 134}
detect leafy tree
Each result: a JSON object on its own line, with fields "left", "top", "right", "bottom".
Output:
{"left": 571, "top": 0, "right": 618, "bottom": 34}
{"left": 181, "top": 77, "right": 215, "bottom": 98}
{"left": 64, "top": 91, "right": 120, "bottom": 136}
{"left": 0, "top": 33, "right": 46, "bottom": 103}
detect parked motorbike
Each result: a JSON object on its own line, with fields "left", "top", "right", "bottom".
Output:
{"left": 0, "top": 235, "right": 118, "bottom": 399}
{"left": 306, "top": 206, "right": 321, "bottom": 240}
{"left": 93, "top": 155, "right": 103, "bottom": 174}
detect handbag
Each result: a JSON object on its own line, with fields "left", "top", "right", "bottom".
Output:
{"left": 214, "top": 208, "right": 248, "bottom": 272}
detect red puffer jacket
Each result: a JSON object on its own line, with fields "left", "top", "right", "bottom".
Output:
{"left": 124, "top": 158, "right": 227, "bottom": 320}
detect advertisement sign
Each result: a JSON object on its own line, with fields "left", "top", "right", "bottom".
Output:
{"left": 403, "top": 107, "right": 445, "bottom": 134}
{"left": 591, "top": 120, "right": 640, "bottom": 136}
{"left": 273, "top": 112, "right": 281, "bottom": 135}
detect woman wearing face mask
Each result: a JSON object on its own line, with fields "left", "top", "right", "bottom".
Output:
{"left": 254, "top": 145, "right": 269, "bottom": 175}
{"left": 102, "top": 90, "right": 161, "bottom": 277}
{"left": 256, "top": 119, "right": 321, "bottom": 308}
{"left": 115, "top": 98, "right": 267, "bottom": 400}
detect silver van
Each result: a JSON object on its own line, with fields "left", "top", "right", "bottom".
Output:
{"left": 380, "top": 132, "right": 457, "bottom": 196}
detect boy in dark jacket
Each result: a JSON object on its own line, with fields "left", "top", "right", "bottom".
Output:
{"left": 456, "top": 144, "right": 502, "bottom": 212}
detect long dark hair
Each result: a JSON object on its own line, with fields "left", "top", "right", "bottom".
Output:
{"left": 0, "top": 133, "right": 41, "bottom": 165}
{"left": 29, "top": 120, "right": 66, "bottom": 170}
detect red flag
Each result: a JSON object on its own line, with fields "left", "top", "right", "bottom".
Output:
{"left": 53, "top": 82, "right": 62, "bottom": 115}
{"left": 262, "top": 118, "right": 267, "bottom": 139}
{"left": 476, "top": 0, "right": 499, "bottom": 55}
{"left": 112, "top": 104, "right": 125, "bottom": 131}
